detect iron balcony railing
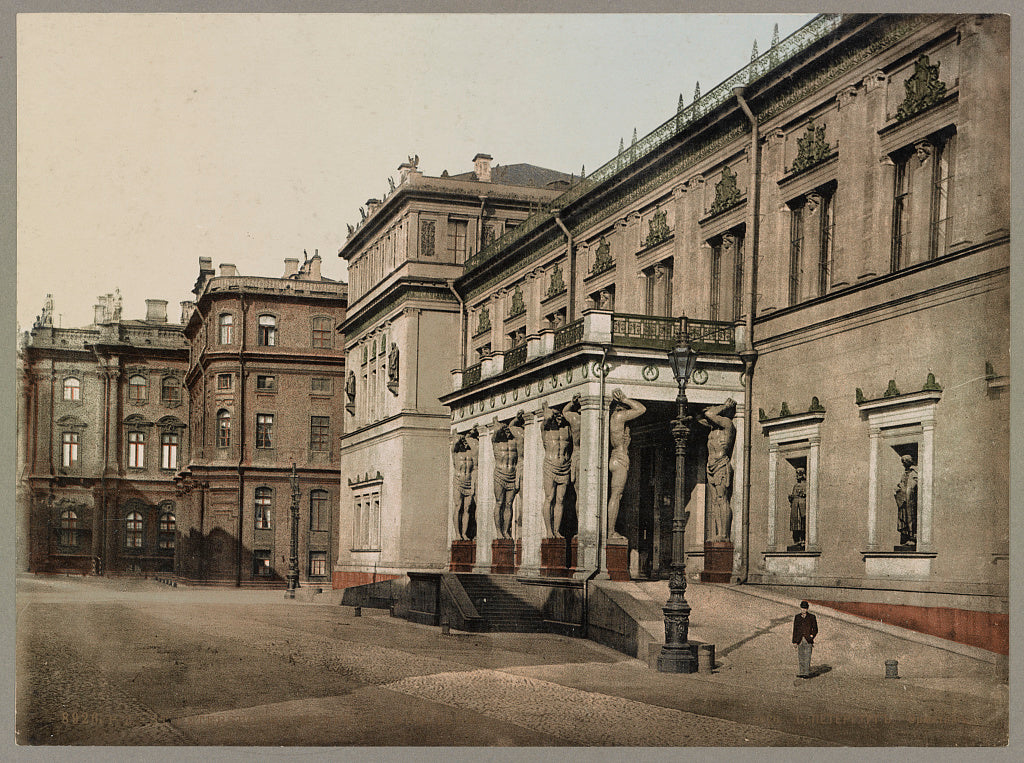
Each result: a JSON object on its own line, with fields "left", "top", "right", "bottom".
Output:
{"left": 463, "top": 14, "right": 842, "bottom": 273}
{"left": 504, "top": 343, "right": 528, "bottom": 372}
{"left": 463, "top": 363, "right": 482, "bottom": 387}
{"left": 554, "top": 318, "right": 585, "bottom": 351}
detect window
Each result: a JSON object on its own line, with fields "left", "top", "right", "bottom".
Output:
{"left": 310, "top": 416, "right": 330, "bottom": 451}
{"left": 311, "top": 377, "right": 332, "bottom": 394}
{"left": 928, "top": 133, "right": 955, "bottom": 260}
{"left": 256, "top": 414, "right": 273, "bottom": 448}
{"left": 254, "top": 487, "right": 272, "bottom": 530}
{"left": 447, "top": 219, "right": 468, "bottom": 261}
{"left": 310, "top": 489, "right": 329, "bottom": 531}
{"left": 256, "top": 375, "right": 276, "bottom": 392}
{"left": 258, "top": 315, "right": 277, "bottom": 346}
{"left": 128, "top": 375, "right": 148, "bottom": 403}
{"left": 788, "top": 203, "right": 805, "bottom": 306}
{"left": 125, "top": 512, "right": 144, "bottom": 548}
{"left": 60, "top": 510, "right": 79, "bottom": 547}
{"left": 217, "top": 410, "right": 231, "bottom": 448}
{"left": 161, "top": 377, "right": 181, "bottom": 406}
{"left": 62, "top": 431, "right": 80, "bottom": 468}
{"left": 159, "top": 512, "right": 176, "bottom": 549}
{"left": 311, "top": 317, "right": 332, "bottom": 348}
{"left": 128, "top": 431, "right": 146, "bottom": 468}
{"left": 891, "top": 131, "right": 956, "bottom": 271}
{"left": 643, "top": 263, "right": 673, "bottom": 317}
{"left": 161, "top": 432, "right": 179, "bottom": 470}
{"left": 709, "top": 241, "right": 722, "bottom": 321}
{"left": 217, "top": 373, "right": 233, "bottom": 391}
{"left": 253, "top": 550, "right": 272, "bottom": 577}
{"left": 352, "top": 488, "right": 381, "bottom": 551}
{"left": 219, "top": 313, "right": 234, "bottom": 344}
{"left": 817, "top": 190, "right": 835, "bottom": 297}
{"left": 309, "top": 551, "right": 327, "bottom": 577}
{"left": 419, "top": 220, "right": 436, "bottom": 257}
{"left": 891, "top": 152, "right": 912, "bottom": 271}
{"left": 731, "top": 233, "right": 745, "bottom": 321}
{"left": 63, "top": 377, "right": 81, "bottom": 401}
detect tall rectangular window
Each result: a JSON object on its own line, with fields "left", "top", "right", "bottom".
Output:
{"left": 258, "top": 315, "right": 277, "bottom": 346}
{"left": 818, "top": 190, "right": 835, "bottom": 297}
{"left": 788, "top": 204, "right": 804, "bottom": 306}
{"left": 310, "top": 416, "right": 330, "bottom": 451}
{"left": 731, "top": 233, "right": 745, "bottom": 322}
{"left": 929, "top": 133, "right": 955, "bottom": 260}
{"left": 310, "top": 490, "right": 329, "bottom": 531}
{"left": 447, "top": 219, "right": 468, "bottom": 261}
{"left": 709, "top": 241, "right": 722, "bottom": 322}
{"left": 309, "top": 551, "right": 327, "bottom": 577}
{"left": 161, "top": 377, "right": 182, "bottom": 406}
{"left": 128, "top": 431, "right": 145, "bottom": 468}
{"left": 128, "top": 375, "right": 148, "bottom": 403}
{"left": 63, "top": 377, "right": 81, "bottom": 401}
{"left": 60, "top": 510, "right": 79, "bottom": 547}
{"left": 125, "top": 512, "right": 144, "bottom": 548}
{"left": 311, "top": 318, "right": 332, "bottom": 349}
{"left": 217, "top": 410, "right": 231, "bottom": 448}
{"left": 254, "top": 487, "right": 272, "bottom": 530}
{"left": 352, "top": 489, "right": 381, "bottom": 551}
{"left": 161, "top": 432, "right": 179, "bottom": 470}
{"left": 61, "top": 431, "right": 79, "bottom": 467}
{"left": 891, "top": 153, "right": 913, "bottom": 271}
{"left": 256, "top": 414, "right": 273, "bottom": 449}
{"left": 219, "top": 314, "right": 234, "bottom": 344}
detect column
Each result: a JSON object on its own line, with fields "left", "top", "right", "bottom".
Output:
{"left": 730, "top": 404, "right": 745, "bottom": 577}
{"left": 573, "top": 395, "right": 604, "bottom": 577}
{"left": 866, "top": 426, "right": 880, "bottom": 550}
{"left": 919, "top": 421, "right": 935, "bottom": 552}
{"left": 519, "top": 410, "right": 544, "bottom": 575}
{"left": 806, "top": 435, "right": 821, "bottom": 552}
{"left": 766, "top": 445, "right": 778, "bottom": 551}
{"left": 473, "top": 425, "right": 495, "bottom": 571}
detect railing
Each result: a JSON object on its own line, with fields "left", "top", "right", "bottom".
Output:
{"left": 612, "top": 314, "right": 679, "bottom": 350}
{"left": 553, "top": 319, "right": 584, "bottom": 351}
{"left": 504, "top": 343, "right": 528, "bottom": 372}
{"left": 463, "top": 363, "right": 482, "bottom": 387}
{"left": 462, "top": 14, "right": 842, "bottom": 273}
{"left": 686, "top": 318, "right": 736, "bottom": 353}
{"left": 205, "top": 276, "right": 347, "bottom": 297}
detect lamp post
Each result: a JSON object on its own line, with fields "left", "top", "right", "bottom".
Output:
{"left": 657, "top": 321, "right": 699, "bottom": 673}
{"left": 287, "top": 463, "right": 300, "bottom": 599}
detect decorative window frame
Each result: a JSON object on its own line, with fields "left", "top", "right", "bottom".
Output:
{"left": 62, "top": 374, "right": 83, "bottom": 403}
{"left": 349, "top": 471, "right": 383, "bottom": 553}
{"left": 256, "top": 312, "right": 280, "bottom": 347}
{"left": 160, "top": 375, "right": 184, "bottom": 408}
{"left": 857, "top": 388, "right": 941, "bottom": 568}
{"left": 760, "top": 409, "right": 826, "bottom": 555}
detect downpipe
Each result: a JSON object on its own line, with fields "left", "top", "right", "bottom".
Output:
{"left": 553, "top": 212, "right": 576, "bottom": 322}
{"left": 733, "top": 86, "right": 760, "bottom": 584}
{"left": 446, "top": 280, "right": 467, "bottom": 371}
{"left": 583, "top": 345, "right": 609, "bottom": 638}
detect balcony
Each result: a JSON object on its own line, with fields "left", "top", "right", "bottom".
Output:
{"left": 455, "top": 311, "right": 736, "bottom": 390}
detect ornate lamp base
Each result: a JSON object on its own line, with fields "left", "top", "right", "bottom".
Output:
{"left": 657, "top": 642, "right": 698, "bottom": 673}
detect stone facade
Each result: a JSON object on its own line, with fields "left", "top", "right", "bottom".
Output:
{"left": 178, "top": 256, "right": 347, "bottom": 586}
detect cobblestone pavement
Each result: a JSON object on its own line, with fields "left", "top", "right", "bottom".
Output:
{"left": 15, "top": 574, "right": 1007, "bottom": 747}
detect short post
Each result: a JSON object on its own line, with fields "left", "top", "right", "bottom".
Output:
{"left": 353, "top": 605, "right": 362, "bottom": 617}
{"left": 885, "top": 659, "right": 899, "bottom": 679}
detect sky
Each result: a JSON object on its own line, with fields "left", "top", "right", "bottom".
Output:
{"left": 17, "top": 12, "right": 816, "bottom": 330}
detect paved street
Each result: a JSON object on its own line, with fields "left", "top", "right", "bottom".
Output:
{"left": 16, "top": 574, "right": 1007, "bottom": 747}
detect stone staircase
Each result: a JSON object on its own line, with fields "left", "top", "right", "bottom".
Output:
{"left": 453, "top": 574, "right": 547, "bottom": 633}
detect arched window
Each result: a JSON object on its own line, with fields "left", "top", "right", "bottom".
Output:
{"left": 217, "top": 409, "right": 231, "bottom": 448}
{"left": 125, "top": 512, "right": 144, "bottom": 548}
{"left": 310, "top": 489, "right": 329, "bottom": 531}
{"left": 219, "top": 313, "right": 234, "bottom": 344}
{"left": 311, "top": 317, "right": 332, "bottom": 348}
{"left": 63, "top": 377, "right": 81, "bottom": 401}
{"left": 258, "top": 315, "right": 277, "bottom": 346}
{"left": 255, "top": 487, "right": 272, "bottom": 529}
{"left": 159, "top": 511, "right": 176, "bottom": 549}
{"left": 161, "top": 376, "right": 181, "bottom": 406}
{"left": 128, "top": 375, "right": 148, "bottom": 403}
{"left": 60, "top": 510, "right": 79, "bottom": 547}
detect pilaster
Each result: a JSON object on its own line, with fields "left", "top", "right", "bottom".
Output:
{"left": 519, "top": 410, "right": 544, "bottom": 575}
{"left": 573, "top": 395, "right": 605, "bottom": 577}
{"left": 473, "top": 424, "right": 495, "bottom": 570}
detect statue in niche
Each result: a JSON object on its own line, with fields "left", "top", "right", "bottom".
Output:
{"left": 606, "top": 390, "right": 646, "bottom": 544}
{"left": 700, "top": 399, "right": 738, "bottom": 542}
{"left": 345, "top": 371, "right": 356, "bottom": 403}
{"left": 492, "top": 412, "right": 524, "bottom": 539}
{"left": 894, "top": 454, "right": 918, "bottom": 548}
{"left": 452, "top": 427, "right": 479, "bottom": 540}
{"left": 541, "top": 402, "right": 573, "bottom": 538}
{"left": 788, "top": 467, "right": 807, "bottom": 550}
{"left": 563, "top": 394, "right": 583, "bottom": 486}
{"left": 387, "top": 342, "right": 399, "bottom": 395}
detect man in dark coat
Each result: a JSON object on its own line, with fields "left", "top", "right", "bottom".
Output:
{"left": 792, "top": 600, "right": 818, "bottom": 678}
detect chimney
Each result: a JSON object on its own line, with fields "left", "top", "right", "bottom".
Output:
{"left": 146, "top": 299, "right": 168, "bottom": 323}
{"left": 308, "top": 252, "right": 322, "bottom": 280}
{"left": 284, "top": 258, "right": 299, "bottom": 277}
{"left": 93, "top": 303, "right": 106, "bottom": 325}
{"left": 199, "top": 256, "right": 213, "bottom": 272}
{"left": 473, "top": 153, "right": 493, "bottom": 182}
{"left": 219, "top": 263, "right": 237, "bottom": 277}
{"left": 180, "top": 301, "right": 195, "bottom": 324}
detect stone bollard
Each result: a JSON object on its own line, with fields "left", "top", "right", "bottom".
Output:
{"left": 698, "top": 644, "right": 716, "bottom": 673}
{"left": 441, "top": 616, "right": 450, "bottom": 635}
{"left": 885, "top": 659, "right": 899, "bottom": 678}
{"left": 354, "top": 606, "right": 362, "bottom": 617}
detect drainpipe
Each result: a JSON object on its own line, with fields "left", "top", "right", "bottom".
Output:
{"left": 446, "top": 280, "right": 467, "bottom": 370}
{"left": 552, "top": 212, "right": 576, "bottom": 322}
{"left": 477, "top": 195, "right": 488, "bottom": 256}
{"left": 236, "top": 294, "right": 247, "bottom": 587}
{"left": 733, "top": 87, "right": 760, "bottom": 584}
{"left": 583, "top": 345, "right": 609, "bottom": 638}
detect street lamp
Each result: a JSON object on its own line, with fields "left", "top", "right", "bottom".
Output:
{"left": 287, "top": 463, "right": 300, "bottom": 599}
{"left": 657, "top": 320, "right": 699, "bottom": 673}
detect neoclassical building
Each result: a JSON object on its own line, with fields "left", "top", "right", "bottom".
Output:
{"left": 334, "top": 154, "right": 572, "bottom": 588}
{"left": 436, "top": 13, "right": 1008, "bottom": 650}
{"left": 19, "top": 294, "right": 190, "bottom": 575}
{"left": 177, "top": 255, "right": 347, "bottom": 586}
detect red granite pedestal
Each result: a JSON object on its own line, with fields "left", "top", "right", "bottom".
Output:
{"left": 515, "top": 540, "right": 522, "bottom": 568}
{"left": 570, "top": 537, "right": 579, "bottom": 571}
{"left": 540, "top": 537, "right": 571, "bottom": 577}
{"left": 491, "top": 538, "right": 516, "bottom": 575}
{"left": 700, "top": 541, "right": 734, "bottom": 583}
{"left": 449, "top": 539, "right": 476, "bottom": 572}
{"left": 605, "top": 541, "right": 630, "bottom": 581}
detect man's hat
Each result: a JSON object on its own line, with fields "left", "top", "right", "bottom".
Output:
{"left": 800, "top": 601, "right": 809, "bottom": 609}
